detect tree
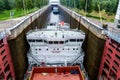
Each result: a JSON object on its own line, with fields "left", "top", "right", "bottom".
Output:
{"left": 3, "top": 0, "right": 11, "bottom": 10}
{"left": 0, "top": 0, "right": 5, "bottom": 11}
{"left": 84, "top": 0, "right": 93, "bottom": 13}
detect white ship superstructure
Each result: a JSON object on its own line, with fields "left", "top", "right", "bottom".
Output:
{"left": 26, "top": 23, "right": 85, "bottom": 68}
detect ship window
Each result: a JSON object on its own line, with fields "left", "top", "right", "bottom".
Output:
{"left": 36, "top": 39, "right": 42, "bottom": 42}
{"left": 65, "top": 40, "right": 68, "bottom": 43}
{"left": 44, "top": 40, "right": 47, "bottom": 43}
{"left": 28, "top": 39, "right": 32, "bottom": 42}
{"left": 70, "top": 39, "right": 76, "bottom": 42}
{"left": 49, "top": 41, "right": 53, "bottom": 44}
{"left": 77, "top": 39, "right": 83, "bottom": 42}
{"left": 60, "top": 41, "right": 64, "bottom": 44}
{"left": 77, "top": 39, "right": 79, "bottom": 42}
{"left": 54, "top": 41, "right": 58, "bottom": 44}
{"left": 28, "top": 39, "right": 35, "bottom": 42}
{"left": 80, "top": 39, "right": 83, "bottom": 41}
{"left": 73, "top": 48, "right": 75, "bottom": 50}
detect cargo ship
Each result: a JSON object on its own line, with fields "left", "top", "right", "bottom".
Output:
{"left": 24, "top": 22, "right": 88, "bottom": 80}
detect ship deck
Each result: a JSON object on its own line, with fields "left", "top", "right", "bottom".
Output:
{"left": 33, "top": 73, "right": 80, "bottom": 80}
{"left": 30, "top": 66, "right": 84, "bottom": 80}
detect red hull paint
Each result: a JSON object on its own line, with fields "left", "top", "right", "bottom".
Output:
{"left": 0, "top": 37, "right": 15, "bottom": 80}
{"left": 98, "top": 38, "right": 120, "bottom": 80}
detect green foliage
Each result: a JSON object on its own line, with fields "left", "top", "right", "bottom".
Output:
{"left": 60, "top": 0, "right": 119, "bottom": 14}
{"left": 0, "top": 7, "right": 39, "bottom": 20}
{"left": 0, "top": 0, "right": 5, "bottom": 11}
{"left": 0, "top": 0, "right": 49, "bottom": 20}
{"left": 86, "top": 14, "right": 106, "bottom": 20}
{"left": 0, "top": 0, "right": 49, "bottom": 11}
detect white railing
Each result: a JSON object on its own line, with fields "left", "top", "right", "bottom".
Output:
{"left": 7, "top": 5, "right": 50, "bottom": 39}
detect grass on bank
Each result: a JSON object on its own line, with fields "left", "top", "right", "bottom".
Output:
{"left": 73, "top": 8, "right": 115, "bottom": 22}
{"left": 0, "top": 7, "right": 39, "bottom": 20}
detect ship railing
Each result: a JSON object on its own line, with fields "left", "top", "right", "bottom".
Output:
{"left": 71, "top": 50, "right": 84, "bottom": 66}
{"left": 26, "top": 28, "right": 86, "bottom": 35}
{"left": 28, "top": 53, "right": 41, "bottom": 65}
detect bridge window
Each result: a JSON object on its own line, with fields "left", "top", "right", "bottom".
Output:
{"left": 28, "top": 39, "right": 35, "bottom": 42}
{"left": 77, "top": 39, "right": 84, "bottom": 42}
{"left": 70, "top": 39, "right": 76, "bottom": 42}
{"left": 60, "top": 41, "right": 64, "bottom": 44}
{"left": 44, "top": 40, "right": 47, "bottom": 43}
{"left": 65, "top": 40, "right": 68, "bottom": 43}
{"left": 49, "top": 41, "right": 53, "bottom": 44}
{"left": 54, "top": 41, "right": 58, "bottom": 44}
{"left": 36, "top": 39, "right": 43, "bottom": 42}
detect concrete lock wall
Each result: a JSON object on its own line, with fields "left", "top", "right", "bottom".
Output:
{"left": 8, "top": 6, "right": 52, "bottom": 80}
{"left": 59, "top": 5, "right": 106, "bottom": 80}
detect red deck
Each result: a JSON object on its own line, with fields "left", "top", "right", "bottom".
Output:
{"left": 30, "top": 66, "right": 84, "bottom": 80}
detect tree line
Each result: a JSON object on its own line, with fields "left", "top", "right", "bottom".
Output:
{"left": 0, "top": 0, "right": 48, "bottom": 12}
{"left": 60, "top": 0, "right": 119, "bottom": 15}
